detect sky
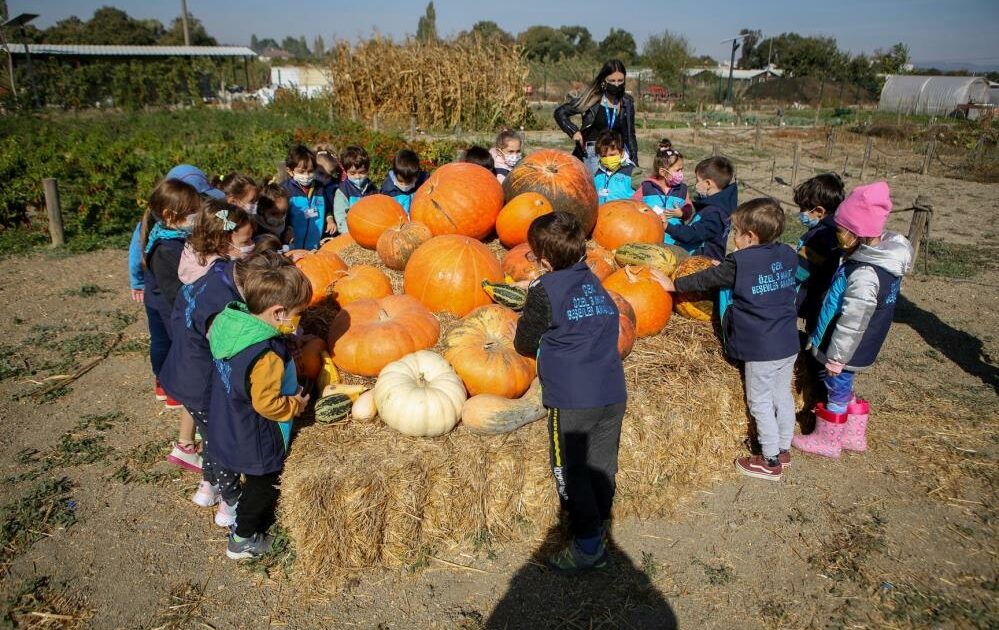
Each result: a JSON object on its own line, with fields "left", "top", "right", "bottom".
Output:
{"left": 9, "top": 0, "right": 999, "bottom": 69}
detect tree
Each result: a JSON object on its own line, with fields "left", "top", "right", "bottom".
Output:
{"left": 281, "top": 36, "right": 302, "bottom": 57}
{"left": 598, "top": 28, "right": 637, "bottom": 64}
{"left": 298, "top": 35, "right": 309, "bottom": 57}
{"left": 560, "top": 25, "right": 596, "bottom": 57}
{"left": 416, "top": 2, "right": 438, "bottom": 43}
{"left": 78, "top": 7, "right": 161, "bottom": 45}
{"left": 737, "top": 29, "right": 762, "bottom": 68}
{"left": 256, "top": 37, "right": 279, "bottom": 52}
{"left": 457, "top": 20, "right": 513, "bottom": 45}
{"left": 518, "top": 26, "right": 573, "bottom": 62}
{"left": 250, "top": 34, "right": 259, "bottom": 52}
{"left": 745, "top": 33, "right": 843, "bottom": 78}
{"left": 873, "top": 42, "right": 909, "bottom": 75}
{"left": 159, "top": 15, "right": 216, "bottom": 46}
{"left": 642, "top": 31, "right": 692, "bottom": 86}
{"left": 313, "top": 34, "right": 325, "bottom": 57}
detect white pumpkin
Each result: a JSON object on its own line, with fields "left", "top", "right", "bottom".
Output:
{"left": 373, "top": 350, "right": 466, "bottom": 437}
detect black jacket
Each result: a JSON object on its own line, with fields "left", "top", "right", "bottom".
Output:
{"left": 554, "top": 93, "right": 639, "bottom": 167}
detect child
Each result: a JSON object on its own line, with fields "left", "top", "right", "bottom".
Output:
{"left": 489, "top": 128, "right": 523, "bottom": 183}
{"left": 332, "top": 145, "right": 377, "bottom": 234}
{"left": 178, "top": 200, "right": 254, "bottom": 285}
{"left": 633, "top": 139, "right": 693, "bottom": 245}
{"left": 660, "top": 199, "right": 800, "bottom": 480}
{"left": 208, "top": 259, "right": 312, "bottom": 559}
{"left": 256, "top": 182, "right": 294, "bottom": 246}
{"left": 461, "top": 145, "right": 495, "bottom": 173}
{"left": 216, "top": 173, "right": 259, "bottom": 215}
{"left": 593, "top": 131, "right": 634, "bottom": 205}
{"left": 793, "top": 174, "right": 846, "bottom": 334}
{"left": 793, "top": 181, "right": 912, "bottom": 458}
{"left": 314, "top": 143, "right": 342, "bottom": 185}
{"left": 380, "top": 149, "right": 428, "bottom": 215}
{"left": 140, "top": 179, "right": 203, "bottom": 471}
{"left": 514, "top": 211, "right": 627, "bottom": 571}
{"left": 283, "top": 145, "right": 336, "bottom": 251}
{"left": 665, "top": 156, "right": 738, "bottom": 261}
{"left": 127, "top": 165, "right": 223, "bottom": 405}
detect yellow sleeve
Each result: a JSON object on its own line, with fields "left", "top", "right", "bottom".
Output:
{"left": 248, "top": 351, "right": 303, "bottom": 421}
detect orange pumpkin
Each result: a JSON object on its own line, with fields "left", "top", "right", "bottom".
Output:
{"left": 501, "top": 242, "right": 545, "bottom": 282}
{"left": 585, "top": 241, "right": 618, "bottom": 280}
{"left": 411, "top": 163, "right": 505, "bottom": 240}
{"left": 606, "top": 289, "right": 637, "bottom": 359}
{"left": 602, "top": 265, "right": 672, "bottom": 337}
{"left": 503, "top": 149, "right": 599, "bottom": 235}
{"left": 443, "top": 305, "right": 536, "bottom": 398}
{"left": 592, "top": 200, "right": 665, "bottom": 251}
{"left": 346, "top": 194, "right": 408, "bottom": 249}
{"left": 328, "top": 294, "right": 440, "bottom": 377}
{"left": 330, "top": 265, "right": 393, "bottom": 306}
{"left": 296, "top": 336, "right": 327, "bottom": 380}
{"left": 294, "top": 250, "right": 349, "bottom": 307}
{"left": 376, "top": 220, "right": 433, "bottom": 271}
{"left": 319, "top": 233, "right": 355, "bottom": 258}
{"left": 403, "top": 234, "right": 503, "bottom": 316}
{"left": 672, "top": 255, "right": 717, "bottom": 321}
{"left": 495, "top": 192, "right": 554, "bottom": 248}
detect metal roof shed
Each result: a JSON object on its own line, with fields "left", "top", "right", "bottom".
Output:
{"left": 879, "top": 75, "right": 990, "bottom": 115}
{"left": 5, "top": 44, "right": 256, "bottom": 57}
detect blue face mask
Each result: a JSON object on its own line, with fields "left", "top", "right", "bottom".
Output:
{"left": 799, "top": 213, "right": 820, "bottom": 228}
{"left": 349, "top": 176, "right": 368, "bottom": 189}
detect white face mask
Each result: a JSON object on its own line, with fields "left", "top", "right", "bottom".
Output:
{"left": 293, "top": 172, "right": 315, "bottom": 187}
{"left": 504, "top": 153, "right": 522, "bottom": 168}
{"left": 243, "top": 201, "right": 258, "bottom": 215}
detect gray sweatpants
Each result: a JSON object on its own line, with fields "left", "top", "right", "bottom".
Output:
{"left": 745, "top": 355, "right": 797, "bottom": 458}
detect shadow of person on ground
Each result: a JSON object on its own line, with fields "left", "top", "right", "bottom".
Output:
{"left": 485, "top": 514, "right": 678, "bottom": 629}
{"left": 895, "top": 294, "right": 998, "bottom": 395}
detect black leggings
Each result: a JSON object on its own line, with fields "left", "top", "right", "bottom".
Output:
{"left": 234, "top": 471, "right": 281, "bottom": 538}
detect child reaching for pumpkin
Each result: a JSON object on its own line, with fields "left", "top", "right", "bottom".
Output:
{"left": 793, "top": 181, "right": 912, "bottom": 458}
{"left": 666, "top": 156, "right": 737, "bottom": 261}
{"left": 633, "top": 139, "right": 693, "bottom": 245}
{"left": 514, "top": 211, "right": 627, "bottom": 571}
{"left": 207, "top": 256, "right": 312, "bottom": 559}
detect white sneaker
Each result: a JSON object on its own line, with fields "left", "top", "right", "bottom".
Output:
{"left": 215, "top": 500, "right": 237, "bottom": 528}
{"left": 166, "top": 442, "right": 203, "bottom": 473}
{"left": 191, "top": 481, "right": 219, "bottom": 507}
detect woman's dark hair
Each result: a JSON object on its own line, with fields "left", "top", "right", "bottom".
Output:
{"left": 793, "top": 173, "right": 845, "bottom": 215}
{"left": 527, "top": 212, "right": 586, "bottom": 271}
{"left": 653, "top": 138, "right": 683, "bottom": 175}
{"left": 574, "top": 59, "right": 627, "bottom": 111}
{"left": 461, "top": 145, "right": 495, "bottom": 172}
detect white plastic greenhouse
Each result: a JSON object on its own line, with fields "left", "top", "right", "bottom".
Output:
{"left": 879, "top": 75, "right": 990, "bottom": 116}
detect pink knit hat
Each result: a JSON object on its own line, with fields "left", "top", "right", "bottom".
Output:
{"left": 835, "top": 181, "right": 892, "bottom": 238}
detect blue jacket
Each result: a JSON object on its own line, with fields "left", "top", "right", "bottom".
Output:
{"left": 283, "top": 179, "right": 337, "bottom": 251}
{"left": 725, "top": 243, "right": 800, "bottom": 362}
{"left": 535, "top": 262, "right": 627, "bottom": 409}
{"left": 594, "top": 164, "right": 635, "bottom": 205}
{"left": 666, "top": 183, "right": 738, "bottom": 261}
{"left": 379, "top": 169, "right": 428, "bottom": 216}
{"left": 795, "top": 214, "right": 841, "bottom": 333}
{"left": 127, "top": 223, "right": 143, "bottom": 290}
{"left": 158, "top": 260, "right": 241, "bottom": 411}
{"left": 635, "top": 179, "right": 690, "bottom": 246}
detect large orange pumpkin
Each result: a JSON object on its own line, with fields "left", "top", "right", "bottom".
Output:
{"left": 376, "top": 220, "right": 432, "bottom": 271}
{"left": 403, "top": 234, "right": 503, "bottom": 316}
{"left": 606, "top": 289, "right": 637, "bottom": 359}
{"left": 495, "top": 192, "right": 554, "bottom": 248}
{"left": 328, "top": 294, "right": 440, "bottom": 376}
{"left": 672, "top": 255, "right": 717, "bottom": 321}
{"left": 603, "top": 265, "right": 672, "bottom": 337}
{"left": 294, "top": 250, "right": 349, "bottom": 307}
{"left": 319, "top": 233, "right": 355, "bottom": 258}
{"left": 442, "top": 305, "right": 536, "bottom": 398}
{"left": 592, "top": 200, "right": 665, "bottom": 251}
{"left": 346, "top": 194, "right": 408, "bottom": 249}
{"left": 411, "top": 163, "right": 504, "bottom": 240}
{"left": 585, "top": 241, "right": 618, "bottom": 280}
{"left": 501, "top": 242, "right": 545, "bottom": 282}
{"left": 330, "top": 265, "right": 393, "bottom": 306}
{"left": 296, "top": 336, "right": 327, "bottom": 380}
{"left": 503, "top": 149, "right": 599, "bottom": 235}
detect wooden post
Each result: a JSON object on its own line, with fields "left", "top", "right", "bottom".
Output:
{"left": 770, "top": 157, "right": 776, "bottom": 184}
{"left": 841, "top": 155, "right": 849, "bottom": 176}
{"left": 906, "top": 196, "right": 932, "bottom": 271}
{"left": 409, "top": 115, "right": 417, "bottom": 137}
{"left": 825, "top": 127, "right": 836, "bottom": 160}
{"left": 754, "top": 122, "right": 762, "bottom": 152}
{"left": 922, "top": 139, "right": 936, "bottom": 176}
{"left": 693, "top": 123, "right": 699, "bottom": 144}
{"left": 860, "top": 137, "right": 873, "bottom": 180}
{"left": 454, "top": 122, "right": 463, "bottom": 138}
{"left": 43, "top": 178, "right": 65, "bottom": 248}
{"left": 372, "top": 113, "right": 380, "bottom": 131}
{"left": 711, "top": 144, "right": 719, "bottom": 157}
{"left": 791, "top": 142, "right": 801, "bottom": 189}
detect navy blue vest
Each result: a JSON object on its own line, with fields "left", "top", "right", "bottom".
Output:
{"left": 159, "top": 261, "right": 241, "bottom": 411}
{"left": 208, "top": 338, "right": 291, "bottom": 476}
{"left": 142, "top": 237, "right": 185, "bottom": 338}
{"left": 537, "top": 262, "right": 627, "bottom": 409}
{"left": 795, "top": 215, "right": 841, "bottom": 332}
{"left": 817, "top": 261, "right": 901, "bottom": 368}
{"left": 725, "top": 243, "right": 799, "bottom": 362}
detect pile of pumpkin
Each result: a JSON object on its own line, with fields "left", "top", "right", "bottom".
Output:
{"left": 289, "top": 149, "right": 720, "bottom": 438}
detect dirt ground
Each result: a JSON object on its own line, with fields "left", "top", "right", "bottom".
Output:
{"left": 1, "top": 130, "right": 997, "bottom": 629}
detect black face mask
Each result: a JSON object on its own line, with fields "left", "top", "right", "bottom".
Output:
{"left": 604, "top": 82, "right": 625, "bottom": 98}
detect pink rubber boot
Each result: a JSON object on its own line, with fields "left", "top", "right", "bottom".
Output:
{"left": 841, "top": 399, "right": 870, "bottom": 452}
{"left": 791, "top": 403, "right": 847, "bottom": 458}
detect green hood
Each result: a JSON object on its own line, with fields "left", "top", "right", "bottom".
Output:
{"left": 209, "top": 301, "right": 280, "bottom": 360}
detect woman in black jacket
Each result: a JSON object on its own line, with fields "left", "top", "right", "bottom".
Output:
{"left": 554, "top": 59, "right": 639, "bottom": 167}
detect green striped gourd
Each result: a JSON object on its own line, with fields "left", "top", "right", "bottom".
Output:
{"left": 314, "top": 394, "right": 353, "bottom": 424}
{"left": 481, "top": 280, "right": 528, "bottom": 311}
{"left": 613, "top": 242, "right": 679, "bottom": 277}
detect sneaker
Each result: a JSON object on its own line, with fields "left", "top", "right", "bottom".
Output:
{"left": 226, "top": 532, "right": 274, "bottom": 560}
{"left": 166, "top": 442, "right": 203, "bottom": 473}
{"left": 735, "top": 455, "right": 783, "bottom": 481}
{"left": 164, "top": 395, "right": 183, "bottom": 410}
{"left": 545, "top": 542, "right": 609, "bottom": 573}
{"left": 154, "top": 380, "right": 167, "bottom": 402}
{"left": 778, "top": 449, "right": 791, "bottom": 467}
{"left": 215, "top": 500, "right": 238, "bottom": 528}
{"left": 191, "top": 481, "right": 219, "bottom": 507}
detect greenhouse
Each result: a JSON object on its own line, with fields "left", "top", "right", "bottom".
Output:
{"left": 879, "top": 74, "right": 990, "bottom": 116}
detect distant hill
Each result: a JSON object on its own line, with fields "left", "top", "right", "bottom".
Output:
{"left": 912, "top": 61, "right": 999, "bottom": 73}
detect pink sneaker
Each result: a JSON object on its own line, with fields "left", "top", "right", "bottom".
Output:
{"left": 167, "top": 442, "right": 203, "bottom": 473}
{"left": 215, "top": 500, "right": 238, "bottom": 528}
{"left": 164, "top": 395, "right": 183, "bottom": 410}
{"left": 792, "top": 403, "right": 847, "bottom": 458}
{"left": 191, "top": 481, "right": 219, "bottom": 507}
{"left": 841, "top": 399, "right": 870, "bottom": 452}
{"left": 154, "top": 380, "right": 167, "bottom": 402}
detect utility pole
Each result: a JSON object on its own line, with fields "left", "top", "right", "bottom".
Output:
{"left": 721, "top": 34, "right": 748, "bottom": 106}
{"left": 767, "top": 38, "right": 773, "bottom": 67}
{"left": 180, "top": 0, "right": 191, "bottom": 46}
